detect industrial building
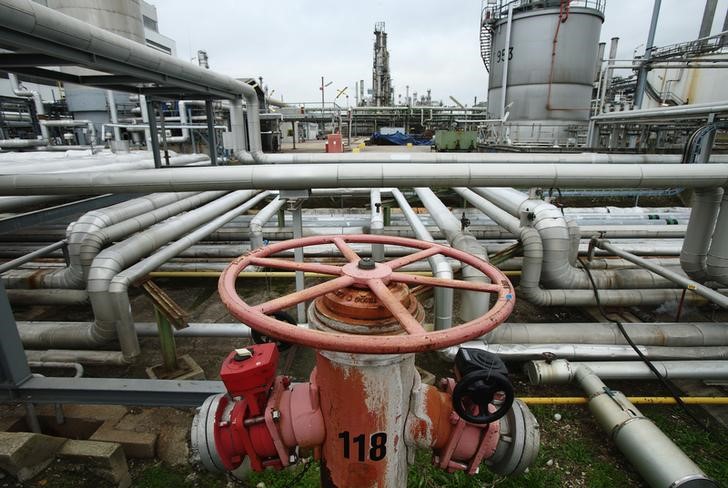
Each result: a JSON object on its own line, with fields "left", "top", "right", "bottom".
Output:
{"left": 0, "top": 0, "right": 727, "bottom": 487}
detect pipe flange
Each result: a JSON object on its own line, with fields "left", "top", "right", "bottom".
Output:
{"left": 190, "top": 393, "right": 228, "bottom": 473}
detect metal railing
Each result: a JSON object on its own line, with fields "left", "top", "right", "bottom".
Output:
{"left": 483, "top": 0, "right": 606, "bottom": 23}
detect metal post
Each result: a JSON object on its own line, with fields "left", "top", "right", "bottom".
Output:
{"left": 292, "top": 121, "right": 297, "bottom": 150}
{"left": 145, "top": 98, "right": 162, "bottom": 169}
{"left": 383, "top": 206, "right": 391, "bottom": 227}
{"left": 633, "top": 0, "right": 661, "bottom": 110}
{"left": 321, "top": 76, "right": 326, "bottom": 136}
{"left": 205, "top": 99, "right": 217, "bottom": 166}
{"left": 154, "top": 308, "right": 178, "bottom": 370}
{"left": 277, "top": 208, "right": 285, "bottom": 228}
{"left": 499, "top": 4, "right": 513, "bottom": 119}
{"left": 699, "top": 0, "right": 718, "bottom": 39}
{"left": 0, "top": 282, "right": 32, "bottom": 388}
{"left": 158, "top": 102, "right": 170, "bottom": 166}
{"left": 292, "top": 205, "right": 305, "bottom": 323}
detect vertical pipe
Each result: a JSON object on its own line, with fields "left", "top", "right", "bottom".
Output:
{"left": 699, "top": 0, "right": 718, "bottom": 38}
{"left": 205, "top": 99, "right": 217, "bottom": 165}
{"left": 229, "top": 98, "right": 247, "bottom": 158}
{"left": 706, "top": 191, "right": 728, "bottom": 286}
{"left": 721, "top": 8, "right": 728, "bottom": 46}
{"left": 145, "top": 98, "right": 162, "bottom": 169}
{"left": 370, "top": 189, "right": 385, "bottom": 262}
{"left": 292, "top": 205, "right": 306, "bottom": 323}
{"left": 634, "top": 0, "right": 662, "bottom": 109}
{"left": 594, "top": 42, "right": 606, "bottom": 82}
{"left": 500, "top": 4, "right": 514, "bottom": 119}
{"left": 605, "top": 37, "right": 619, "bottom": 96}
{"left": 106, "top": 90, "right": 121, "bottom": 141}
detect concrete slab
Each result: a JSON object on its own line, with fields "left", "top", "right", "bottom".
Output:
{"left": 0, "top": 432, "right": 66, "bottom": 481}
{"left": 90, "top": 422, "right": 157, "bottom": 459}
{"left": 58, "top": 439, "right": 131, "bottom": 488}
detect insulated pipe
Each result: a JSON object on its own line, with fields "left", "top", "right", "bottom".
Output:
{"left": 370, "top": 189, "right": 385, "bottom": 261}
{"left": 86, "top": 190, "right": 260, "bottom": 359}
{"left": 391, "top": 188, "right": 453, "bottom": 330}
{"left": 454, "top": 188, "right": 708, "bottom": 307}
{"left": 3, "top": 191, "right": 200, "bottom": 290}
{"left": 706, "top": 190, "right": 728, "bottom": 286}
{"left": 0, "top": 240, "right": 66, "bottom": 274}
{"left": 415, "top": 187, "right": 489, "bottom": 320}
{"left": 471, "top": 187, "right": 677, "bottom": 290}
{"left": 105, "top": 90, "right": 121, "bottom": 141}
{"left": 107, "top": 192, "right": 270, "bottom": 361}
{"left": 8, "top": 73, "right": 48, "bottom": 140}
{"left": 441, "top": 342, "right": 728, "bottom": 361}
{"left": 487, "top": 322, "right": 728, "bottom": 347}
{"left": 7, "top": 289, "right": 87, "bottom": 305}
{"left": 550, "top": 362, "right": 716, "bottom": 488}
{"left": 527, "top": 359, "right": 728, "bottom": 383}
{"left": 0, "top": 138, "right": 46, "bottom": 148}
{"left": 594, "top": 238, "right": 728, "bottom": 308}
{"left": 27, "top": 360, "right": 83, "bottom": 378}
{"left": 0, "top": 163, "right": 725, "bottom": 195}
{"left": 41, "top": 119, "right": 97, "bottom": 146}
{"left": 77, "top": 191, "right": 226, "bottom": 276}
{"left": 23, "top": 349, "right": 127, "bottom": 366}
{"left": 249, "top": 196, "right": 287, "bottom": 250}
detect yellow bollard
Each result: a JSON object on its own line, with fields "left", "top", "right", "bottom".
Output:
{"left": 352, "top": 147, "right": 360, "bottom": 153}
{"left": 406, "top": 142, "right": 413, "bottom": 149}
{"left": 359, "top": 142, "right": 365, "bottom": 149}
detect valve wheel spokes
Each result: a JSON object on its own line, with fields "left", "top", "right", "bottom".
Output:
{"left": 367, "top": 278, "right": 427, "bottom": 335}
{"left": 219, "top": 234, "right": 515, "bottom": 354}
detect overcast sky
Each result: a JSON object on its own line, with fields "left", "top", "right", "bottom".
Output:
{"left": 152, "top": 0, "right": 728, "bottom": 106}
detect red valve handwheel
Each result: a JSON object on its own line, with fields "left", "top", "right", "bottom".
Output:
{"left": 219, "top": 235, "right": 515, "bottom": 354}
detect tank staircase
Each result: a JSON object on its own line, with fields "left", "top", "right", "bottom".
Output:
{"left": 479, "top": 4, "right": 494, "bottom": 72}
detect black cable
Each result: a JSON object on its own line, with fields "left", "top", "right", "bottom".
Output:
{"left": 577, "top": 256, "right": 710, "bottom": 432}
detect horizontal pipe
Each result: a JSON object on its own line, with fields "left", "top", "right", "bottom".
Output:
{"left": 593, "top": 238, "right": 728, "bottom": 308}
{"left": 519, "top": 396, "right": 728, "bottom": 405}
{"left": 0, "top": 163, "right": 726, "bottom": 194}
{"left": 0, "top": 240, "right": 65, "bottom": 274}
{"left": 527, "top": 359, "right": 728, "bottom": 384}
{"left": 441, "top": 342, "right": 728, "bottom": 361}
{"left": 24, "top": 349, "right": 127, "bottom": 366}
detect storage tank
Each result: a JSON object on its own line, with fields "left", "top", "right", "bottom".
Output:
{"left": 485, "top": 0, "right": 605, "bottom": 145}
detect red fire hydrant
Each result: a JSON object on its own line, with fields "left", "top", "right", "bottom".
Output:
{"left": 192, "top": 235, "right": 540, "bottom": 487}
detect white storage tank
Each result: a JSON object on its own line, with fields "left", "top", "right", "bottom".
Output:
{"left": 485, "top": 0, "right": 605, "bottom": 145}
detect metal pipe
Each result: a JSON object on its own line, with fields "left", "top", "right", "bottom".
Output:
{"left": 370, "top": 189, "right": 385, "bottom": 262}
{"left": 415, "top": 187, "right": 489, "bottom": 320}
{"left": 499, "top": 4, "right": 513, "bottom": 119}
{"left": 7, "top": 289, "right": 87, "bottom": 305}
{"left": 0, "top": 163, "right": 726, "bottom": 194}
{"left": 470, "top": 187, "right": 676, "bottom": 290}
{"left": 546, "top": 362, "right": 716, "bottom": 488}
{"left": 699, "top": 0, "right": 718, "bottom": 38}
{"left": 41, "top": 119, "right": 97, "bottom": 146}
{"left": 105, "top": 90, "right": 121, "bottom": 142}
{"left": 3, "top": 190, "right": 203, "bottom": 289}
{"left": 486, "top": 321, "right": 728, "bottom": 347}
{"left": 706, "top": 190, "right": 728, "bottom": 286}
{"left": 249, "top": 196, "right": 287, "bottom": 250}
{"left": 108, "top": 192, "right": 269, "bottom": 359}
{"left": 593, "top": 238, "right": 728, "bottom": 308}
{"left": 391, "top": 188, "right": 453, "bottom": 330}
{"left": 0, "top": 138, "right": 47, "bottom": 148}
{"left": 592, "top": 101, "right": 728, "bottom": 121}
{"left": 23, "top": 349, "right": 127, "bottom": 366}
{"left": 520, "top": 396, "right": 728, "bottom": 405}
{"left": 8, "top": 72, "right": 48, "bottom": 140}
{"left": 0, "top": 240, "right": 66, "bottom": 274}
{"left": 454, "top": 187, "right": 709, "bottom": 307}
{"left": 87, "top": 190, "right": 261, "bottom": 360}
{"left": 27, "top": 360, "right": 83, "bottom": 378}
{"left": 527, "top": 359, "right": 728, "bottom": 383}
{"left": 441, "top": 342, "right": 728, "bottom": 361}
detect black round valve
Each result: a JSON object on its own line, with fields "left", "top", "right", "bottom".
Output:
{"left": 451, "top": 348, "right": 515, "bottom": 424}
{"left": 452, "top": 370, "right": 514, "bottom": 424}
{"left": 251, "top": 311, "right": 294, "bottom": 351}
{"left": 358, "top": 257, "right": 376, "bottom": 270}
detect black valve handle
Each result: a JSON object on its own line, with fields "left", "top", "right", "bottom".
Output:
{"left": 251, "top": 311, "right": 294, "bottom": 351}
{"left": 452, "top": 370, "right": 514, "bottom": 424}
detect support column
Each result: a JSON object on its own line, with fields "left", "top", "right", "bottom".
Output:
{"left": 206, "top": 99, "right": 217, "bottom": 165}
{"left": 145, "top": 98, "right": 162, "bottom": 169}
{"left": 0, "top": 282, "right": 31, "bottom": 388}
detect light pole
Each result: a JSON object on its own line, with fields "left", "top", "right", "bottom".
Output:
{"left": 320, "top": 76, "right": 333, "bottom": 136}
